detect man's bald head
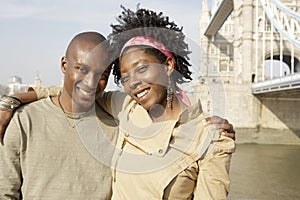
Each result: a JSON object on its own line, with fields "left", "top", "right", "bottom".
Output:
{"left": 65, "top": 32, "right": 107, "bottom": 58}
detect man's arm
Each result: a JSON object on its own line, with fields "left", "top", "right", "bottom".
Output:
{"left": 97, "top": 91, "right": 127, "bottom": 120}
{"left": 202, "top": 116, "right": 236, "bottom": 140}
{"left": 0, "top": 118, "right": 22, "bottom": 199}
{"left": 1, "top": 91, "right": 236, "bottom": 142}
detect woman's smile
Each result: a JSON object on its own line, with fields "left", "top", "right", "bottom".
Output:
{"left": 136, "top": 88, "right": 150, "bottom": 99}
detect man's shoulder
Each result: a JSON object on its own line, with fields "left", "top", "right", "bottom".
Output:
{"left": 8, "top": 98, "right": 53, "bottom": 132}
{"left": 14, "top": 98, "right": 51, "bottom": 116}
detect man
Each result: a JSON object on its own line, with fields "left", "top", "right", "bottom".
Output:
{"left": 0, "top": 32, "right": 118, "bottom": 199}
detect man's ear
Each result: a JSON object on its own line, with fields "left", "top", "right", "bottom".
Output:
{"left": 165, "top": 58, "right": 174, "bottom": 76}
{"left": 61, "top": 56, "right": 67, "bottom": 74}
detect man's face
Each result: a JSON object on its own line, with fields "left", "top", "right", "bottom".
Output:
{"left": 62, "top": 42, "right": 111, "bottom": 112}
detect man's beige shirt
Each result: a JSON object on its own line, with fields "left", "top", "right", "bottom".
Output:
{"left": 0, "top": 97, "right": 118, "bottom": 199}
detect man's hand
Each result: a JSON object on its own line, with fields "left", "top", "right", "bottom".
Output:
{"left": 0, "top": 110, "right": 13, "bottom": 143}
{"left": 202, "top": 116, "right": 236, "bottom": 140}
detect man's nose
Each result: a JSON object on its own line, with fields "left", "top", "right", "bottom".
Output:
{"left": 84, "top": 74, "right": 99, "bottom": 89}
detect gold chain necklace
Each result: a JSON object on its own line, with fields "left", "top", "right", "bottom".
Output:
{"left": 57, "top": 93, "right": 81, "bottom": 119}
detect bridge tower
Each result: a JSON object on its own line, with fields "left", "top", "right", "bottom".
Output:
{"left": 198, "top": 0, "right": 300, "bottom": 144}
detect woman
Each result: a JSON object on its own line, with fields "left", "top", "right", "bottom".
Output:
{"left": 98, "top": 6, "right": 235, "bottom": 199}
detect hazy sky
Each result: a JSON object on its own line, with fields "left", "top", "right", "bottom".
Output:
{"left": 0, "top": 0, "right": 211, "bottom": 89}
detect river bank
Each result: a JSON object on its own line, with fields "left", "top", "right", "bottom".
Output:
{"left": 235, "top": 128, "right": 300, "bottom": 145}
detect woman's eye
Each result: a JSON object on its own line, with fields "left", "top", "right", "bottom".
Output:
{"left": 120, "top": 75, "right": 129, "bottom": 85}
{"left": 136, "top": 65, "right": 148, "bottom": 73}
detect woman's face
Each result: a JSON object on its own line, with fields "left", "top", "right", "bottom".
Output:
{"left": 119, "top": 47, "right": 170, "bottom": 111}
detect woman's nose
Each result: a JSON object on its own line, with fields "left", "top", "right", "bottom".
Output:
{"left": 129, "top": 76, "right": 142, "bottom": 90}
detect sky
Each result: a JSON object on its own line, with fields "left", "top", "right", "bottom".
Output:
{"left": 0, "top": 0, "right": 212, "bottom": 90}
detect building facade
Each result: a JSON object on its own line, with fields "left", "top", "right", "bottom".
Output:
{"left": 8, "top": 73, "right": 41, "bottom": 95}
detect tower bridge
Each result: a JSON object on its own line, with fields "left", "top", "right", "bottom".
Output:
{"left": 199, "top": 0, "right": 300, "bottom": 144}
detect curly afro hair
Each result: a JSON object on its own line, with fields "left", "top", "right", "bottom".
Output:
{"left": 108, "top": 5, "right": 193, "bottom": 85}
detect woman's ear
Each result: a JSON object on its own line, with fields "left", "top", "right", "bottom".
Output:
{"left": 61, "top": 56, "right": 67, "bottom": 74}
{"left": 165, "top": 57, "right": 174, "bottom": 76}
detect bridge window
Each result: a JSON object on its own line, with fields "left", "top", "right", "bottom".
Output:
{"left": 258, "top": 18, "right": 264, "bottom": 32}
{"left": 265, "top": 20, "right": 272, "bottom": 32}
{"left": 220, "top": 45, "right": 227, "bottom": 56}
{"left": 218, "top": 44, "right": 233, "bottom": 72}
{"left": 219, "top": 60, "right": 228, "bottom": 72}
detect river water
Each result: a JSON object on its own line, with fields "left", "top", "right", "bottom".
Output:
{"left": 228, "top": 144, "right": 300, "bottom": 200}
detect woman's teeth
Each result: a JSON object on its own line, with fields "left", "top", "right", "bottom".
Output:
{"left": 137, "top": 89, "right": 149, "bottom": 98}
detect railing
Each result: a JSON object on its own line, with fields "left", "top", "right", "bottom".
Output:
{"left": 252, "top": 73, "right": 300, "bottom": 94}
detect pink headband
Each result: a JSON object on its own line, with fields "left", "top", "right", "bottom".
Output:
{"left": 120, "top": 36, "right": 176, "bottom": 69}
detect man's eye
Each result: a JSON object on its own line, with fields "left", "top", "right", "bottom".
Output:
{"left": 77, "top": 66, "right": 88, "bottom": 74}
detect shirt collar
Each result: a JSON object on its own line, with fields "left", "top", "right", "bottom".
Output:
{"left": 118, "top": 97, "right": 203, "bottom": 157}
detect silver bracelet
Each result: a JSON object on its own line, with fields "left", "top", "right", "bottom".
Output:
{"left": 0, "top": 95, "right": 22, "bottom": 111}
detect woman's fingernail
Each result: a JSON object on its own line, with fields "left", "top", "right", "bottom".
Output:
{"left": 202, "top": 119, "right": 209, "bottom": 126}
